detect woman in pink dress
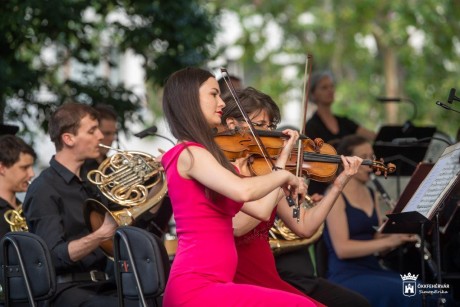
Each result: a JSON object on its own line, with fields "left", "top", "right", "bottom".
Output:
{"left": 161, "top": 67, "right": 316, "bottom": 306}
{"left": 219, "top": 87, "right": 367, "bottom": 307}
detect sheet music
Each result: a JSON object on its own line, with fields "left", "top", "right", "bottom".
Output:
{"left": 402, "top": 143, "right": 460, "bottom": 219}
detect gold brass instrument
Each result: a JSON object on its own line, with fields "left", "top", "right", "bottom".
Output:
{"left": 84, "top": 144, "right": 168, "bottom": 257}
{"left": 4, "top": 206, "right": 28, "bottom": 232}
{"left": 269, "top": 195, "right": 324, "bottom": 255}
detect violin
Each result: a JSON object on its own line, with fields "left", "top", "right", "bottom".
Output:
{"left": 214, "top": 128, "right": 308, "bottom": 160}
{"left": 214, "top": 129, "right": 396, "bottom": 181}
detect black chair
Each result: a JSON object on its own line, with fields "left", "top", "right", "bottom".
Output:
{"left": 0, "top": 232, "right": 56, "bottom": 307}
{"left": 113, "top": 226, "right": 170, "bottom": 307}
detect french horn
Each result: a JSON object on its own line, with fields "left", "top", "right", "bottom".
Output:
{"left": 4, "top": 206, "right": 28, "bottom": 232}
{"left": 269, "top": 195, "right": 324, "bottom": 255}
{"left": 84, "top": 144, "right": 168, "bottom": 257}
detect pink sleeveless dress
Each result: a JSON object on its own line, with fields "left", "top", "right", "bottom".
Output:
{"left": 161, "top": 142, "right": 315, "bottom": 306}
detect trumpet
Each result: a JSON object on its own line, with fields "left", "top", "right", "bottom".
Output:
{"left": 84, "top": 144, "right": 168, "bottom": 257}
{"left": 4, "top": 206, "right": 28, "bottom": 232}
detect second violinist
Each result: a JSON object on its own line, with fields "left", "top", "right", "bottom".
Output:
{"left": 219, "top": 86, "right": 370, "bottom": 307}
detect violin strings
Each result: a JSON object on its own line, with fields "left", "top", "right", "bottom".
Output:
{"left": 302, "top": 152, "right": 374, "bottom": 166}
{"left": 302, "top": 152, "right": 341, "bottom": 163}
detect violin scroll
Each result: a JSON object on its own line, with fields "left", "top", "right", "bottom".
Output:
{"left": 369, "top": 157, "right": 396, "bottom": 178}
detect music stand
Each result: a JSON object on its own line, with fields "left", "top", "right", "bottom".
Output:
{"left": 381, "top": 142, "right": 460, "bottom": 307}
{"left": 373, "top": 125, "right": 436, "bottom": 176}
{"left": 391, "top": 163, "right": 434, "bottom": 214}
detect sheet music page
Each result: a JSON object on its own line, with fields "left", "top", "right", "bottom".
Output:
{"left": 402, "top": 143, "right": 460, "bottom": 218}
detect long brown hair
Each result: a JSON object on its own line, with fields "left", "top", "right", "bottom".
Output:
{"left": 162, "top": 67, "right": 236, "bottom": 175}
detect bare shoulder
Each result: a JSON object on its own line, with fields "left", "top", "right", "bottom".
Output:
{"left": 177, "top": 145, "right": 214, "bottom": 178}
{"left": 329, "top": 192, "right": 346, "bottom": 215}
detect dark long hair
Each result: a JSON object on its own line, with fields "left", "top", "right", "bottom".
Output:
{"left": 162, "top": 67, "right": 236, "bottom": 174}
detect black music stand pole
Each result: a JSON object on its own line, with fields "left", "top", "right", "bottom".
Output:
{"left": 434, "top": 211, "right": 448, "bottom": 307}
{"left": 420, "top": 222, "right": 426, "bottom": 284}
{"left": 383, "top": 211, "right": 430, "bottom": 307}
{"left": 420, "top": 221, "right": 427, "bottom": 307}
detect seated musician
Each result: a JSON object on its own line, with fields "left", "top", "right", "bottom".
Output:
{"left": 220, "top": 87, "right": 370, "bottom": 307}
{"left": 23, "top": 103, "right": 148, "bottom": 306}
{"left": 84, "top": 103, "right": 173, "bottom": 243}
{"left": 323, "top": 134, "right": 422, "bottom": 307}
{"left": 0, "top": 134, "right": 36, "bottom": 236}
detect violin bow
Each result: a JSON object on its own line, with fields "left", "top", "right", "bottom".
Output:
{"left": 220, "top": 68, "right": 296, "bottom": 207}
{"left": 293, "top": 54, "right": 313, "bottom": 222}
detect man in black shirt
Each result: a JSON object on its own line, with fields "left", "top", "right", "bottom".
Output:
{"left": 0, "top": 135, "right": 36, "bottom": 236}
{"left": 23, "top": 103, "right": 125, "bottom": 306}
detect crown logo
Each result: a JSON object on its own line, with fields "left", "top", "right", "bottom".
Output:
{"left": 400, "top": 273, "right": 419, "bottom": 281}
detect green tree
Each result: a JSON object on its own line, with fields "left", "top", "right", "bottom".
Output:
{"left": 215, "top": 0, "right": 460, "bottom": 138}
{"left": 0, "top": 0, "right": 218, "bottom": 136}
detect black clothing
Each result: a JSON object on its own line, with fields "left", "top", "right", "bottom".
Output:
{"left": 305, "top": 112, "right": 359, "bottom": 195}
{"left": 83, "top": 158, "right": 102, "bottom": 173}
{"left": 275, "top": 246, "right": 370, "bottom": 307}
{"left": 22, "top": 156, "right": 133, "bottom": 306}
{"left": 23, "top": 157, "right": 107, "bottom": 274}
{"left": 0, "top": 197, "right": 19, "bottom": 237}
{"left": 305, "top": 112, "right": 359, "bottom": 144}
{"left": 135, "top": 195, "right": 173, "bottom": 238}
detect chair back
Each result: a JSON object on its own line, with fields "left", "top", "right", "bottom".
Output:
{"left": 113, "top": 226, "right": 170, "bottom": 307}
{"left": 0, "top": 231, "right": 56, "bottom": 307}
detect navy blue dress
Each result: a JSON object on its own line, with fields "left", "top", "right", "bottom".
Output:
{"left": 323, "top": 191, "right": 422, "bottom": 307}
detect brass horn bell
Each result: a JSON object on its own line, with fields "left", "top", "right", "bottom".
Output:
{"left": 84, "top": 145, "right": 167, "bottom": 258}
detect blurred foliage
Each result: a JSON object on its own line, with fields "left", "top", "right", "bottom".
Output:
{"left": 213, "top": 0, "right": 460, "bottom": 138}
{"left": 0, "top": 0, "right": 218, "bottom": 138}
{"left": 3, "top": 0, "right": 459, "bottom": 141}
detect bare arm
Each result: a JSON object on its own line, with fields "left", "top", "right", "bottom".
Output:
{"left": 180, "top": 146, "right": 299, "bottom": 206}
{"left": 326, "top": 195, "right": 416, "bottom": 259}
{"left": 234, "top": 154, "right": 362, "bottom": 237}
{"left": 233, "top": 188, "right": 285, "bottom": 237}
{"left": 278, "top": 155, "right": 362, "bottom": 238}
{"left": 232, "top": 129, "right": 304, "bottom": 229}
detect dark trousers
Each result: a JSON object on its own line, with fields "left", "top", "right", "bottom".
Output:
{"left": 275, "top": 246, "right": 370, "bottom": 307}
{"left": 52, "top": 281, "right": 157, "bottom": 307}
